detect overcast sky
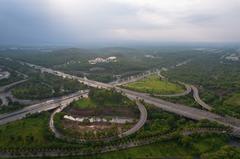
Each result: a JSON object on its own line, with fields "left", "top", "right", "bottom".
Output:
{"left": 0, "top": 0, "right": 240, "bottom": 46}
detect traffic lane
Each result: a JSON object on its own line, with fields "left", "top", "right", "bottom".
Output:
{"left": 120, "top": 101, "right": 147, "bottom": 137}
{"left": 123, "top": 90, "right": 240, "bottom": 129}
{"left": 0, "top": 79, "right": 28, "bottom": 93}
{"left": 191, "top": 85, "right": 212, "bottom": 111}
{"left": 0, "top": 97, "right": 77, "bottom": 125}
{"left": 0, "top": 91, "right": 88, "bottom": 125}
{"left": 22, "top": 61, "right": 240, "bottom": 134}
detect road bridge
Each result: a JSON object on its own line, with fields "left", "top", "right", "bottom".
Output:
{"left": 191, "top": 85, "right": 212, "bottom": 111}
{"left": 0, "top": 90, "right": 89, "bottom": 125}
{"left": 12, "top": 61, "right": 240, "bottom": 137}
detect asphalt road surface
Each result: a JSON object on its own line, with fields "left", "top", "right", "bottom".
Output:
{"left": 191, "top": 85, "right": 212, "bottom": 111}
{"left": 49, "top": 94, "right": 147, "bottom": 141}
{"left": 0, "top": 79, "right": 28, "bottom": 93}
{"left": 10, "top": 61, "right": 240, "bottom": 137}
{"left": 120, "top": 101, "right": 147, "bottom": 137}
{"left": 49, "top": 92, "right": 89, "bottom": 140}
{"left": 0, "top": 90, "right": 89, "bottom": 125}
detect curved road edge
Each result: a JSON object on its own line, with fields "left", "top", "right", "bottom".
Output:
{"left": 49, "top": 92, "right": 88, "bottom": 142}
{"left": 153, "top": 82, "right": 191, "bottom": 97}
{"left": 50, "top": 97, "right": 147, "bottom": 142}
{"left": 120, "top": 101, "right": 147, "bottom": 137}
{"left": 0, "top": 90, "right": 89, "bottom": 125}
{"left": 191, "top": 85, "right": 212, "bottom": 111}
{"left": 0, "top": 79, "right": 28, "bottom": 93}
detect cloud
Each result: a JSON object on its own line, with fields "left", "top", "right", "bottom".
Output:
{"left": 0, "top": 0, "right": 239, "bottom": 45}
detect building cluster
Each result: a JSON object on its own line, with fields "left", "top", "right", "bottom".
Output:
{"left": 88, "top": 56, "right": 117, "bottom": 64}
{"left": 225, "top": 53, "right": 239, "bottom": 61}
{"left": 144, "top": 54, "right": 155, "bottom": 58}
{"left": 0, "top": 69, "right": 10, "bottom": 80}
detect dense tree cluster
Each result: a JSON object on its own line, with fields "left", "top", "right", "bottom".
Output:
{"left": 0, "top": 69, "right": 24, "bottom": 86}
{"left": 88, "top": 88, "right": 134, "bottom": 107}
{"left": 12, "top": 73, "right": 87, "bottom": 100}
{"left": 0, "top": 101, "right": 25, "bottom": 115}
{"left": 165, "top": 51, "right": 240, "bottom": 118}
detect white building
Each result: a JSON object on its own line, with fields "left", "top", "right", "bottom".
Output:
{"left": 0, "top": 71, "right": 10, "bottom": 80}
{"left": 88, "top": 56, "right": 117, "bottom": 64}
{"left": 225, "top": 54, "right": 239, "bottom": 61}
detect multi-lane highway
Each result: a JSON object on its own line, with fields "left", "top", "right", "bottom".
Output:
{"left": 49, "top": 91, "right": 89, "bottom": 140}
{"left": 0, "top": 90, "right": 89, "bottom": 125}
{"left": 115, "top": 70, "right": 210, "bottom": 110}
{"left": 49, "top": 96, "right": 147, "bottom": 141}
{"left": 21, "top": 62, "right": 240, "bottom": 136}
{"left": 0, "top": 79, "right": 29, "bottom": 106}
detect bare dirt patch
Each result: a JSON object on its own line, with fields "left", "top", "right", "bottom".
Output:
{"left": 61, "top": 119, "right": 134, "bottom": 139}
{"left": 66, "top": 106, "right": 139, "bottom": 118}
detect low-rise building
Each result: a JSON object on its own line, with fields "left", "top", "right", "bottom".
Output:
{"left": 88, "top": 56, "right": 117, "bottom": 64}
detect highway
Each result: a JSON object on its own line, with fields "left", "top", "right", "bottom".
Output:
{"left": 0, "top": 79, "right": 28, "bottom": 93}
{"left": 0, "top": 71, "right": 10, "bottom": 80}
{"left": 0, "top": 70, "right": 28, "bottom": 93}
{"left": 114, "top": 70, "right": 210, "bottom": 110}
{"left": 0, "top": 90, "right": 89, "bottom": 125}
{"left": 0, "top": 90, "right": 41, "bottom": 106}
{"left": 0, "top": 94, "right": 8, "bottom": 106}
{"left": 0, "top": 79, "right": 29, "bottom": 106}
{"left": 119, "top": 101, "right": 147, "bottom": 137}
{"left": 21, "top": 62, "right": 240, "bottom": 136}
{"left": 49, "top": 92, "right": 89, "bottom": 140}
{"left": 191, "top": 85, "right": 212, "bottom": 111}
{"left": 119, "top": 87, "right": 240, "bottom": 124}
{"left": 115, "top": 69, "right": 191, "bottom": 97}
{"left": 49, "top": 95, "right": 147, "bottom": 141}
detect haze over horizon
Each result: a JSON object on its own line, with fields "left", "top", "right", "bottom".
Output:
{"left": 0, "top": 0, "right": 240, "bottom": 46}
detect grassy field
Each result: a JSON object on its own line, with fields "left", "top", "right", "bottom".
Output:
{"left": 8, "top": 134, "right": 230, "bottom": 159}
{"left": 224, "top": 93, "right": 240, "bottom": 107}
{"left": 71, "top": 98, "right": 97, "bottom": 109}
{"left": 12, "top": 82, "right": 53, "bottom": 100}
{"left": 93, "top": 135, "right": 228, "bottom": 159}
{"left": 12, "top": 73, "right": 87, "bottom": 100}
{"left": 123, "top": 75, "right": 184, "bottom": 95}
{"left": 0, "top": 112, "right": 75, "bottom": 149}
{"left": 0, "top": 70, "right": 24, "bottom": 87}
{"left": 71, "top": 89, "right": 136, "bottom": 109}
{"left": 0, "top": 102, "right": 26, "bottom": 114}
{"left": 0, "top": 105, "right": 233, "bottom": 159}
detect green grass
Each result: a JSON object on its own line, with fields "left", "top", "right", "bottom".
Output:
{"left": 193, "top": 135, "right": 228, "bottom": 153}
{"left": 92, "top": 141, "right": 193, "bottom": 159}
{"left": 224, "top": 93, "right": 240, "bottom": 107}
{"left": 0, "top": 105, "right": 232, "bottom": 159}
{"left": 12, "top": 82, "right": 53, "bottom": 100}
{"left": 0, "top": 112, "right": 74, "bottom": 149}
{"left": 70, "top": 89, "right": 136, "bottom": 109}
{"left": 0, "top": 102, "right": 26, "bottom": 114}
{"left": 123, "top": 75, "right": 184, "bottom": 95}
{"left": 10, "top": 134, "right": 230, "bottom": 159}
{"left": 71, "top": 98, "right": 97, "bottom": 109}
